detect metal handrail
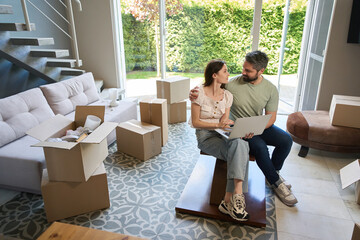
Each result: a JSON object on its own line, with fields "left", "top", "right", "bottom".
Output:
{"left": 44, "top": 0, "right": 70, "bottom": 25}
{"left": 20, "top": 0, "right": 31, "bottom": 31}
{"left": 19, "top": 0, "right": 81, "bottom": 67}
{"left": 65, "top": 0, "right": 80, "bottom": 67}
{"left": 26, "top": 0, "right": 72, "bottom": 38}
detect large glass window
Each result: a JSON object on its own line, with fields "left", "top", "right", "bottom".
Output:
{"left": 258, "top": 0, "right": 308, "bottom": 114}
{"left": 120, "top": 0, "right": 255, "bottom": 101}
{"left": 119, "top": 0, "right": 307, "bottom": 112}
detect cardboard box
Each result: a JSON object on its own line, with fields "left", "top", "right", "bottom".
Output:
{"left": 156, "top": 76, "right": 190, "bottom": 104}
{"left": 329, "top": 95, "right": 360, "bottom": 128}
{"left": 117, "top": 120, "right": 161, "bottom": 161}
{"left": 27, "top": 106, "right": 118, "bottom": 182}
{"left": 340, "top": 159, "right": 360, "bottom": 204}
{"left": 352, "top": 223, "right": 360, "bottom": 240}
{"left": 41, "top": 163, "right": 110, "bottom": 222}
{"left": 168, "top": 101, "right": 187, "bottom": 124}
{"left": 140, "top": 98, "right": 168, "bottom": 146}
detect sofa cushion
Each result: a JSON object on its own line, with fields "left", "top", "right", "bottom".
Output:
{"left": 287, "top": 110, "right": 360, "bottom": 147}
{"left": 0, "top": 88, "right": 55, "bottom": 147}
{"left": 0, "top": 135, "right": 45, "bottom": 194}
{"left": 40, "top": 72, "right": 100, "bottom": 115}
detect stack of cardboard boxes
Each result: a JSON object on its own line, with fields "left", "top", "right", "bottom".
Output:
{"left": 116, "top": 76, "right": 190, "bottom": 161}
{"left": 156, "top": 76, "right": 190, "bottom": 124}
{"left": 116, "top": 99, "right": 164, "bottom": 161}
{"left": 27, "top": 106, "right": 117, "bottom": 222}
{"left": 116, "top": 98, "right": 166, "bottom": 161}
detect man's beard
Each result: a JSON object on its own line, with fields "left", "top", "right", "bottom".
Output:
{"left": 243, "top": 75, "right": 258, "bottom": 83}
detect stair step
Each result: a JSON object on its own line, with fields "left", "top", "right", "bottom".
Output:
{"left": 61, "top": 68, "right": 85, "bottom": 76}
{"left": 30, "top": 49, "right": 69, "bottom": 58}
{"left": 10, "top": 37, "right": 54, "bottom": 46}
{"left": 0, "top": 23, "right": 35, "bottom": 31}
{"left": 47, "top": 59, "right": 76, "bottom": 68}
{"left": 0, "top": 5, "right": 13, "bottom": 14}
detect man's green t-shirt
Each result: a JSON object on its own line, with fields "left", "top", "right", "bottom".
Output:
{"left": 225, "top": 75, "right": 279, "bottom": 120}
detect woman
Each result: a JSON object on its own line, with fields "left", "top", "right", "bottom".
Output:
{"left": 190, "top": 59, "right": 250, "bottom": 221}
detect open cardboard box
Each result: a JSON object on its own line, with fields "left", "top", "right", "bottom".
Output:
{"left": 340, "top": 159, "right": 360, "bottom": 204}
{"left": 27, "top": 106, "right": 118, "bottom": 182}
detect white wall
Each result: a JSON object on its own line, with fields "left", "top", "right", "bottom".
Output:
{"left": 73, "top": 0, "right": 119, "bottom": 88}
{"left": 316, "top": 0, "right": 360, "bottom": 110}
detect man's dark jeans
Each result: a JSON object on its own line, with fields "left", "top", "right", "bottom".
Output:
{"left": 246, "top": 124, "right": 293, "bottom": 185}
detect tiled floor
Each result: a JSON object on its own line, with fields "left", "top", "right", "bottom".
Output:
{"left": 1, "top": 115, "right": 359, "bottom": 240}
{"left": 275, "top": 115, "right": 360, "bottom": 240}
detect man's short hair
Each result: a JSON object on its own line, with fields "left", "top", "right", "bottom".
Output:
{"left": 245, "top": 51, "right": 269, "bottom": 71}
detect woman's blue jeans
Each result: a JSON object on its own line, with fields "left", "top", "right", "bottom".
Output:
{"left": 196, "top": 129, "right": 250, "bottom": 193}
{"left": 245, "top": 124, "right": 293, "bottom": 185}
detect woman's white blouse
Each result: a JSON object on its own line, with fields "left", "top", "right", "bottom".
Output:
{"left": 190, "top": 85, "right": 233, "bottom": 127}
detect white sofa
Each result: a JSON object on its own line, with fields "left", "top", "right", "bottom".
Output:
{"left": 0, "top": 73, "right": 137, "bottom": 194}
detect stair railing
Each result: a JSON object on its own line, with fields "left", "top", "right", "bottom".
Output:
{"left": 19, "top": 0, "right": 82, "bottom": 67}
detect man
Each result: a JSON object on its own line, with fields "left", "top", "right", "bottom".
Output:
{"left": 190, "top": 51, "right": 297, "bottom": 206}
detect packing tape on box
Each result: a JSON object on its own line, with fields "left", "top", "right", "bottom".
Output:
{"left": 141, "top": 99, "right": 156, "bottom": 123}
{"left": 148, "top": 100, "right": 153, "bottom": 123}
{"left": 151, "top": 132, "right": 156, "bottom": 154}
{"left": 127, "top": 121, "right": 155, "bottom": 131}
{"left": 160, "top": 84, "right": 165, "bottom": 99}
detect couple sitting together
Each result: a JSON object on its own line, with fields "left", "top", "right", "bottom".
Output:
{"left": 189, "top": 51, "right": 297, "bottom": 222}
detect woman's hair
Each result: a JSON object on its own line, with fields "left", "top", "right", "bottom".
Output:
{"left": 204, "top": 59, "right": 226, "bottom": 87}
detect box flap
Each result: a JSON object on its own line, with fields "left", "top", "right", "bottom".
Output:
{"left": 340, "top": 159, "right": 360, "bottom": 189}
{"left": 32, "top": 141, "right": 77, "bottom": 150}
{"left": 26, "top": 114, "right": 73, "bottom": 141}
{"left": 74, "top": 105, "right": 105, "bottom": 127}
{"left": 81, "top": 122, "right": 118, "bottom": 143}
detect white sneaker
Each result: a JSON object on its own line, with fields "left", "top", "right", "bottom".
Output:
{"left": 274, "top": 182, "right": 298, "bottom": 206}
{"left": 218, "top": 200, "right": 231, "bottom": 216}
{"left": 277, "top": 171, "right": 292, "bottom": 190}
{"left": 266, "top": 178, "right": 291, "bottom": 190}
{"left": 229, "top": 194, "right": 250, "bottom": 221}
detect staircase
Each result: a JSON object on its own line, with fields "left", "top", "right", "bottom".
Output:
{"left": 0, "top": 3, "right": 85, "bottom": 97}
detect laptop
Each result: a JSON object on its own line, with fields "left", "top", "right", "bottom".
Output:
{"left": 215, "top": 114, "right": 272, "bottom": 139}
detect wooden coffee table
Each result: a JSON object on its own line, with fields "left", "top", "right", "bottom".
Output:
{"left": 37, "top": 222, "right": 147, "bottom": 240}
{"left": 175, "top": 155, "right": 267, "bottom": 228}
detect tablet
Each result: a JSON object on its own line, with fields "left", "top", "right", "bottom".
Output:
{"left": 215, "top": 114, "right": 271, "bottom": 139}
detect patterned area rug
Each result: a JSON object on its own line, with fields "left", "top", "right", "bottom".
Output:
{"left": 0, "top": 122, "right": 277, "bottom": 240}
